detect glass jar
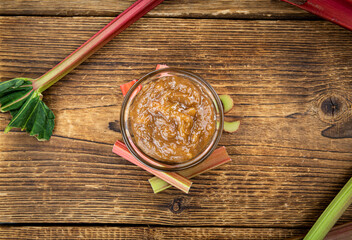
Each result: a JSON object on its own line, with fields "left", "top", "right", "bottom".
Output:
{"left": 120, "top": 68, "right": 224, "bottom": 171}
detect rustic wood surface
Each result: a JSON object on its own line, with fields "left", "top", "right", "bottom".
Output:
{"left": 0, "top": 226, "right": 307, "bottom": 240}
{"left": 1, "top": 1, "right": 352, "bottom": 239}
{"left": 0, "top": 0, "right": 312, "bottom": 19}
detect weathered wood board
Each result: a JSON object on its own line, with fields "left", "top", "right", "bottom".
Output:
{"left": 0, "top": 0, "right": 311, "bottom": 19}
{"left": 0, "top": 226, "right": 308, "bottom": 239}
{"left": 0, "top": 4, "right": 351, "bottom": 238}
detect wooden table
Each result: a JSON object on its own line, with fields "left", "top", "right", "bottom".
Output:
{"left": 1, "top": 0, "right": 352, "bottom": 239}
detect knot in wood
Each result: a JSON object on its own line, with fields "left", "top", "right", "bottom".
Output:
{"left": 108, "top": 120, "right": 120, "bottom": 133}
{"left": 321, "top": 96, "right": 343, "bottom": 117}
{"left": 317, "top": 94, "right": 349, "bottom": 124}
{"left": 169, "top": 197, "right": 186, "bottom": 214}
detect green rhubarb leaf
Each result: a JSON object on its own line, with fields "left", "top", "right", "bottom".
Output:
{"left": 0, "top": 78, "right": 34, "bottom": 112}
{"left": 0, "top": 78, "right": 55, "bottom": 141}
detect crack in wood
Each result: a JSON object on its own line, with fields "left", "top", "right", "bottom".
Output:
{"left": 322, "top": 118, "right": 352, "bottom": 139}
{"left": 321, "top": 96, "right": 343, "bottom": 117}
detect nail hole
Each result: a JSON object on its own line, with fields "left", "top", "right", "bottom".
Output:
{"left": 169, "top": 197, "right": 185, "bottom": 214}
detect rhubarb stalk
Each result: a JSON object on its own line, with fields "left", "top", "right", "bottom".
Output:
{"left": 149, "top": 147, "right": 231, "bottom": 193}
{"left": 281, "top": 0, "right": 352, "bottom": 31}
{"left": 112, "top": 140, "right": 192, "bottom": 194}
{"left": 224, "top": 121, "right": 240, "bottom": 133}
{"left": 219, "top": 94, "right": 234, "bottom": 113}
{"left": 304, "top": 177, "right": 352, "bottom": 240}
{"left": 325, "top": 222, "right": 352, "bottom": 240}
{"left": 0, "top": 0, "right": 164, "bottom": 140}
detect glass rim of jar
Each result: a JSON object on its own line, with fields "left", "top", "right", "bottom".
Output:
{"left": 120, "top": 68, "right": 224, "bottom": 172}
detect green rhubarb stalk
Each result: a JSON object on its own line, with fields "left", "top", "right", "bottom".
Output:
{"left": 288, "top": 222, "right": 352, "bottom": 240}
{"left": 224, "top": 121, "right": 240, "bottom": 133}
{"left": 0, "top": 0, "right": 164, "bottom": 141}
{"left": 219, "top": 94, "right": 234, "bottom": 113}
{"left": 218, "top": 94, "right": 240, "bottom": 133}
{"left": 304, "top": 177, "right": 352, "bottom": 240}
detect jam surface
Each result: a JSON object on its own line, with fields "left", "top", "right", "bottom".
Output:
{"left": 129, "top": 75, "right": 215, "bottom": 164}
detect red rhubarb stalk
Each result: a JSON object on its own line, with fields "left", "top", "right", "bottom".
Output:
{"left": 0, "top": 0, "right": 165, "bottom": 140}
{"left": 34, "top": 0, "right": 165, "bottom": 92}
{"left": 112, "top": 140, "right": 192, "bottom": 194}
{"left": 121, "top": 80, "right": 138, "bottom": 96}
{"left": 149, "top": 147, "right": 231, "bottom": 193}
{"left": 120, "top": 79, "right": 142, "bottom": 97}
{"left": 120, "top": 64, "right": 168, "bottom": 96}
{"left": 324, "top": 222, "right": 352, "bottom": 240}
{"left": 155, "top": 64, "right": 169, "bottom": 70}
{"left": 281, "top": 0, "right": 352, "bottom": 31}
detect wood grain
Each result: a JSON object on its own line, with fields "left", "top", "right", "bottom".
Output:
{"left": 0, "top": 16, "right": 352, "bottom": 234}
{"left": 0, "top": 0, "right": 312, "bottom": 19}
{"left": 0, "top": 226, "right": 307, "bottom": 239}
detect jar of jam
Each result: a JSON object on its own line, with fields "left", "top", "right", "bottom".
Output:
{"left": 120, "top": 68, "right": 224, "bottom": 171}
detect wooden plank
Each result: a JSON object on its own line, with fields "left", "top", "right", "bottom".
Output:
{"left": 0, "top": 0, "right": 312, "bottom": 19}
{"left": 1, "top": 134, "right": 352, "bottom": 226}
{"left": 0, "top": 226, "right": 307, "bottom": 239}
{"left": 0, "top": 17, "right": 352, "bottom": 229}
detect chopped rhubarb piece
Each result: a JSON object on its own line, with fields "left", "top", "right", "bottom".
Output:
{"left": 224, "top": 121, "right": 240, "bottom": 133}
{"left": 113, "top": 140, "right": 192, "bottom": 194}
{"left": 149, "top": 147, "right": 231, "bottom": 193}
{"left": 219, "top": 94, "right": 234, "bottom": 113}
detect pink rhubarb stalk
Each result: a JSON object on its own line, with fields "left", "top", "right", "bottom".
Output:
{"left": 0, "top": 0, "right": 165, "bottom": 141}
{"left": 34, "top": 0, "right": 165, "bottom": 92}
{"left": 120, "top": 64, "right": 169, "bottom": 96}
{"left": 281, "top": 0, "right": 352, "bottom": 31}
{"left": 113, "top": 140, "right": 192, "bottom": 194}
{"left": 149, "top": 147, "right": 231, "bottom": 193}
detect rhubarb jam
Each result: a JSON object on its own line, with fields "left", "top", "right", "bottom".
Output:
{"left": 129, "top": 75, "right": 216, "bottom": 164}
